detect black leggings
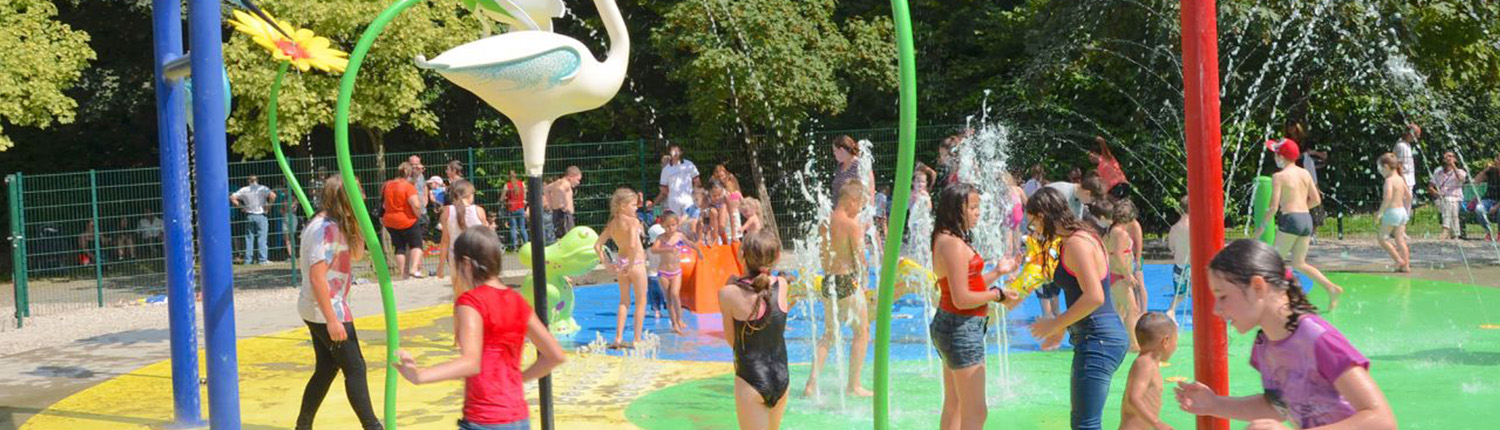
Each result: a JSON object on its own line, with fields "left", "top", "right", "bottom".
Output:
{"left": 297, "top": 320, "right": 383, "bottom": 430}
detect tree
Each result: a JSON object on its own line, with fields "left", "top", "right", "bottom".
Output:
{"left": 655, "top": 0, "right": 896, "bottom": 231}
{"left": 224, "top": 0, "right": 474, "bottom": 165}
{"left": 0, "top": 0, "right": 95, "bottom": 151}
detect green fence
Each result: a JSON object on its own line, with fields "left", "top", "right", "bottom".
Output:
{"left": 4, "top": 125, "right": 963, "bottom": 328}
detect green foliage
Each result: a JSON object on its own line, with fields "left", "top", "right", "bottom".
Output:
{"left": 224, "top": 0, "right": 474, "bottom": 158}
{"left": 0, "top": 0, "right": 95, "bottom": 151}
{"left": 653, "top": 0, "right": 895, "bottom": 144}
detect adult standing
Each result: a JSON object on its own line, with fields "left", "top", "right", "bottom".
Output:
{"left": 1025, "top": 187, "right": 1128, "bottom": 429}
{"left": 1089, "top": 136, "right": 1132, "bottom": 200}
{"left": 231, "top": 175, "right": 277, "bottom": 265}
{"left": 503, "top": 171, "right": 529, "bottom": 249}
{"left": 657, "top": 144, "right": 701, "bottom": 231}
{"left": 830, "top": 135, "right": 875, "bottom": 206}
{"left": 545, "top": 166, "right": 583, "bottom": 239}
{"left": 445, "top": 159, "right": 464, "bottom": 185}
{"left": 382, "top": 162, "right": 425, "bottom": 279}
{"left": 407, "top": 155, "right": 431, "bottom": 245}
{"left": 1473, "top": 155, "right": 1500, "bottom": 241}
{"left": 1427, "top": 151, "right": 1469, "bottom": 240}
{"left": 1393, "top": 123, "right": 1420, "bottom": 212}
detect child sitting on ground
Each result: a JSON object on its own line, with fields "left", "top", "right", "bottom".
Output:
{"left": 1121, "top": 312, "right": 1178, "bottom": 430}
{"left": 651, "top": 211, "right": 704, "bottom": 335}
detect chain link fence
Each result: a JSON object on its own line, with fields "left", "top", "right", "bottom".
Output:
{"left": 4, "top": 125, "right": 966, "bottom": 329}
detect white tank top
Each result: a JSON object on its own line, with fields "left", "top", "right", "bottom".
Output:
{"left": 444, "top": 204, "right": 484, "bottom": 237}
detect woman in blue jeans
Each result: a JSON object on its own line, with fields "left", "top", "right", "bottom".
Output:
{"left": 1025, "top": 187, "right": 1128, "bottom": 429}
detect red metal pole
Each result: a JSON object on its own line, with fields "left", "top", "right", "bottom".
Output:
{"left": 1180, "top": 1, "right": 1230, "bottom": 429}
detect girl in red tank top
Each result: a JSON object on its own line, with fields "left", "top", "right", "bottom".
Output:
{"left": 928, "top": 183, "right": 1021, "bottom": 430}
{"left": 395, "top": 227, "right": 567, "bottom": 429}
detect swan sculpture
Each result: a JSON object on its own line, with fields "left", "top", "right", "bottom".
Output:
{"left": 419, "top": 0, "right": 626, "bottom": 176}
{"left": 460, "top": 0, "right": 566, "bottom": 32}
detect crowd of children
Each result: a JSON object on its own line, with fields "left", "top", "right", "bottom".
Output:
{"left": 289, "top": 135, "right": 1395, "bottom": 430}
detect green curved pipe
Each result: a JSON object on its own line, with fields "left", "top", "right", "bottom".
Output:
{"left": 333, "top": 0, "right": 423, "bottom": 426}
{"left": 873, "top": 0, "right": 917, "bottom": 427}
{"left": 269, "top": 61, "right": 315, "bottom": 218}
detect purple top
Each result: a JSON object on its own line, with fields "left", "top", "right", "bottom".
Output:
{"left": 1250, "top": 314, "right": 1370, "bottom": 428}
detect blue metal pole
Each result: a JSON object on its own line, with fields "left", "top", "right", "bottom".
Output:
{"left": 189, "top": 0, "right": 240, "bottom": 427}
{"left": 152, "top": 0, "right": 203, "bottom": 425}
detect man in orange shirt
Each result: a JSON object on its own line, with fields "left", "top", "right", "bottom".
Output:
{"left": 382, "top": 162, "right": 425, "bottom": 279}
{"left": 1089, "top": 136, "right": 1132, "bottom": 200}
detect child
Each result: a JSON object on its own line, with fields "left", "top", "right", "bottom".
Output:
{"left": 646, "top": 219, "right": 668, "bottom": 320}
{"left": 595, "top": 188, "right": 650, "bottom": 349}
{"left": 652, "top": 211, "right": 704, "bottom": 335}
{"left": 1257, "top": 138, "right": 1344, "bottom": 310}
{"left": 719, "top": 230, "right": 791, "bottom": 429}
{"left": 295, "top": 176, "right": 383, "bottom": 430}
{"left": 805, "top": 180, "right": 880, "bottom": 398}
{"left": 1167, "top": 196, "right": 1191, "bottom": 323}
{"left": 1121, "top": 312, "right": 1178, "bottom": 430}
{"left": 1376, "top": 153, "right": 1412, "bottom": 273}
{"left": 1114, "top": 199, "right": 1148, "bottom": 341}
{"left": 1001, "top": 172, "right": 1027, "bottom": 255}
{"left": 442, "top": 180, "right": 490, "bottom": 293}
{"left": 1175, "top": 239, "right": 1395, "bottom": 430}
{"left": 738, "top": 197, "right": 764, "bottom": 237}
{"left": 686, "top": 187, "right": 707, "bottom": 242}
{"left": 705, "top": 180, "right": 729, "bottom": 244}
{"left": 1090, "top": 200, "right": 1142, "bottom": 351}
{"left": 395, "top": 226, "right": 567, "bottom": 430}
{"left": 929, "top": 182, "right": 1021, "bottom": 430}
{"left": 874, "top": 184, "right": 892, "bottom": 239}
{"left": 714, "top": 165, "right": 745, "bottom": 241}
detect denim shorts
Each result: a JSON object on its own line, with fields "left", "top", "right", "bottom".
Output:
{"left": 458, "top": 419, "right": 530, "bottom": 430}
{"left": 930, "top": 309, "right": 989, "bottom": 369}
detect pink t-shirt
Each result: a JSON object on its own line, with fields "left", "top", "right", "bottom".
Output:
{"left": 1250, "top": 314, "right": 1369, "bottom": 428}
{"left": 457, "top": 286, "right": 533, "bottom": 425}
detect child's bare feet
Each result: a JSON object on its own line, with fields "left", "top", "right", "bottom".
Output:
{"left": 1328, "top": 285, "right": 1343, "bottom": 312}
{"left": 849, "top": 385, "right": 873, "bottom": 397}
{"left": 802, "top": 379, "right": 817, "bottom": 398}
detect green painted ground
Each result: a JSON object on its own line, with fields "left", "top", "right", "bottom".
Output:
{"left": 625, "top": 273, "right": 1500, "bottom": 429}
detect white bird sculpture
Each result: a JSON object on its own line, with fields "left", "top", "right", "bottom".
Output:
{"left": 418, "top": 0, "right": 627, "bottom": 176}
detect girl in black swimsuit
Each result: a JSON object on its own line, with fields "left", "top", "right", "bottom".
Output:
{"left": 719, "top": 230, "right": 791, "bottom": 429}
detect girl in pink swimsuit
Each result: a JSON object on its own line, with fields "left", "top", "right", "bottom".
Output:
{"left": 650, "top": 211, "right": 703, "bottom": 334}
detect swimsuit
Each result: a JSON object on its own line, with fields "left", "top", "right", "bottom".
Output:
{"left": 1380, "top": 207, "right": 1409, "bottom": 227}
{"left": 732, "top": 277, "right": 789, "bottom": 407}
{"left": 822, "top": 273, "right": 860, "bottom": 300}
{"left": 1277, "top": 212, "right": 1314, "bottom": 237}
{"left": 613, "top": 256, "right": 644, "bottom": 272}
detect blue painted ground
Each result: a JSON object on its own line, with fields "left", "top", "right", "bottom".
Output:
{"left": 554, "top": 264, "right": 1291, "bottom": 362}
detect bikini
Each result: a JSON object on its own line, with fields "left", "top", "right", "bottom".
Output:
{"left": 732, "top": 275, "right": 789, "bottom": 407}
{"left": 657, "top": 241, "right": 690, "bottom": 278}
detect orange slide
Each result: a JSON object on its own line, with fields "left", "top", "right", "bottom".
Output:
{"left": 678, "top": 241, "right": 746, "bottom": 314}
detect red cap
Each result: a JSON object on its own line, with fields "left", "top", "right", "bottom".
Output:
{"left": 1265, "top": 138, "right": 1300, "bottom": 161}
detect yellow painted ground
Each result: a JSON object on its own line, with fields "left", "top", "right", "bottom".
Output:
{"left": 21, "top": 305, "right": 732, "bottom": 429}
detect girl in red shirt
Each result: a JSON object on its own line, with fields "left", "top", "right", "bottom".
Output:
{"left": 395, "top": 226, "right": 566, "bottom": 429}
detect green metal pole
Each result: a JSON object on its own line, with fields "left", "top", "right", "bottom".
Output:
{"left": 269, "top": 61, "right": 315, "bottom": 218}
{"left": 88, "top": 170, "right": 105, "bottom": 308}
{"left": 335, "top": 1, "right": 422, "bottom": 426}
{"left": 8, "top": 174, "right": 26, "bottom": 327}
{"left": 1252, "top": 176, "right": 1276, "bottom": 244}
{"left": 874, "top": 0, "right": 917, "bottom": 427}
{"left": 16, "top": 173, "right": 26, "bottom": 318}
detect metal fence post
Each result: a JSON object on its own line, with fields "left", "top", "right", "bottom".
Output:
{"left": 88, "top": 170, "right": 105, "bottom": 307}
{"left": 467, "top": 146, "right": 476, "bottom": 178}
{"left": 637, "top": 138, "right": 647, "bottom": 194}
{"left": 8, "top": 174, "right": 29, "bottom": 327}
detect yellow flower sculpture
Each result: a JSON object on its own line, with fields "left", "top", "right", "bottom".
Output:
{"left": 228, "top": 10, "right": 348, "bottom": 73}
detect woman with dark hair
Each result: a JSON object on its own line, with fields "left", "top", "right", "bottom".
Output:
{"left": 1026, "top": 187, "right": 1128, "bottom": 430}
{"left": 929, "top": 182, "right": 1019, "bottom": 430}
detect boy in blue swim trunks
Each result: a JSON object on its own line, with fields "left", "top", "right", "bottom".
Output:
{"left": 1167, "top": 196, "right": 1191, "bottom": 323}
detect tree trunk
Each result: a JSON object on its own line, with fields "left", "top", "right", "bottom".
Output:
{"left": 740, "top": 119, "right": 780, "bottom": 238}
{"left": 364, "top": 127, "right": 394, "bottom": 259}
